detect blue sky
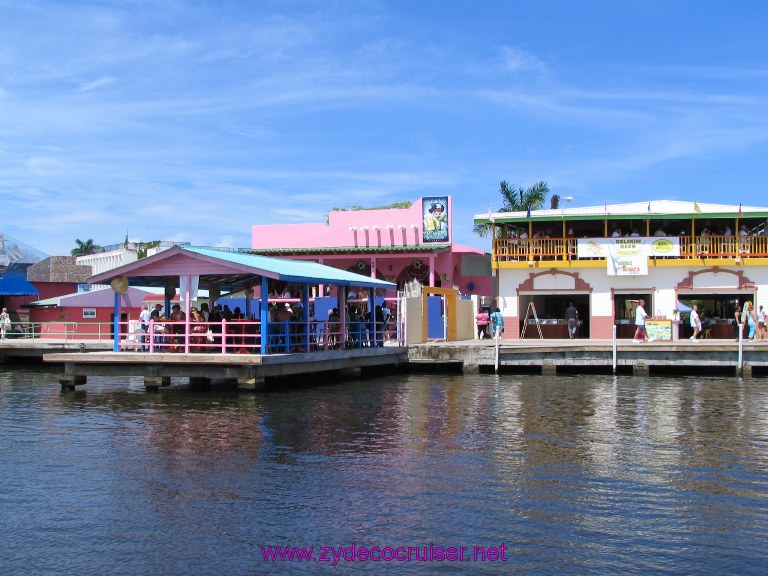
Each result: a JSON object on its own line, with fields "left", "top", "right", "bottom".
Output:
{"left": 2, "top": 1, "right": 767, "bottom": 256}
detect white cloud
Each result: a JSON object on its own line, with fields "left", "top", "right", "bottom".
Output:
{"left": 78, "top": 76, "right": 117, "bottom": 92}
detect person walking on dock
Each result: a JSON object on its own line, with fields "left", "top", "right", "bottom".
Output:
{"left": 632, "top": 299, "right": 650, "bottom": 343}
{"left": 689, "top": 304, "right": 702, "bottom": 342}
{"left": 476, "top": 307, "right": 489, "bottom": 339}
{"left": 490, "top": 308, "right": 504, "bottom": 339}
{"left": 566, "top": 302, "right": 579, "bottom": 339}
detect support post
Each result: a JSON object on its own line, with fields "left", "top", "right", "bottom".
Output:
{"left": 260, "top": 275, "right": 269, "bottom": 355}
{"left": 60, "top": 374, "right": 87, "bottom": 390}
{"left": 633, "top": 362, "right": 649, "bottom": 376}
{"left": 144, "top": 376, "right": 171, "bottom": 390}
{"left": 113, "top": 291, "right": 120, "bottom": 352}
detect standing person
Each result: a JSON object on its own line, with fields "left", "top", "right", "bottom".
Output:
{"left": 490, "top": 308, "right": 504, "bottom": 339}
{"left": 632, "top": 299, "right": 650, "bottom": 343}
{"left": 689, "top": 304, "right": 702, "bottom": 342}
{"left": 381, "top": 304, "right": 392, "bottom": 342}
{"left": 374, "top": 305, "right": 386, "bottom": 347}
{"left": 734, "top": 303, "right": 744, "bottom": 341}
{"left": 745, "top": 301, "right": 757, "bottom": 341}
{"left": 0, "top": 308, "right": 10, "bottom": 339}
{"left": 138, "top": 304, "right": 151, "bottom": 351}
{"left": 475, "top": 307, "right": 490, "bottom": 339}
{"left": 757, "top": 305, "right": 766, "bottom": 341}
{"left": 565, "top": 302, "right": 579, "bottom": 339}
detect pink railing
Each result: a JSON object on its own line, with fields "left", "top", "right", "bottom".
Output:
{"left": 117, "top": 319, "right": 392, "bottom": 354}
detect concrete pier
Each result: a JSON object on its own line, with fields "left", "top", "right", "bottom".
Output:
{"left": 407, "top": 339, "right": 768, "bottom": 377}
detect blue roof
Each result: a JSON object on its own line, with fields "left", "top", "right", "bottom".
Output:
{"left": 0, "top": 272, "right": 38, "bottom": 295}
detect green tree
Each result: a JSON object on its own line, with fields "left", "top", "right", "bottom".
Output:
{"left": 474, "top": 181, "right": 551, "bottom": 237}
{"left": 71, "top": 238, "right": 101, "bottom": 256}
{"left": 499, "top": 180, "right": 549, "bottom": 212}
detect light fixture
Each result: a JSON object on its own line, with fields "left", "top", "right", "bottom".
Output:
{"left": 360, "top": 227, "right": 368, "bottom": 231}
{"left": 528, "top": 261, "right": 535, "bottom": 267}
{"left": 410, "top": 224, "right": 418, "bottom": 230}
{"left": 349, "top": 227, "right": 357, "bottom": 231}
{"left": 386, "top": 225, "right": 393, "bottom": 230}
{"left": 372, "top": 226, "right": 380, "bottom": 231}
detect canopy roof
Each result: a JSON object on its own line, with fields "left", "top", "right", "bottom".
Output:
{"left": 474, "top": 200, "right": 768, "bottom": 225}
{"left": 31, "top": 286, "right": 152, "bottom": 308}
{"left": 0, "top": 272, "right": 38, "bottom": 296}
{"left": 87, "top": 245, "right": 396, "bottom": 292}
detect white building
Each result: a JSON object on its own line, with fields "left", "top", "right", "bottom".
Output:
{"left": 474, "top": 200, "right": 768, "bottom": 340}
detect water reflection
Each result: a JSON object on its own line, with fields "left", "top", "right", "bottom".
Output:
{"left": 1, "top": 368, "right": 767, "bottom": 575}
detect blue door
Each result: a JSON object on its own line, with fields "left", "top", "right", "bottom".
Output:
{"left": 427, "top": 295, "right": 444, "bottom": 339}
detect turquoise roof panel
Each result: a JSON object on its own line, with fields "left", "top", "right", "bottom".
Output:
{"left": 87, "top": 245, "right": 396, "bottom": 291}
{"left": 185, "top": 247, "right": 395, "bottom": 289}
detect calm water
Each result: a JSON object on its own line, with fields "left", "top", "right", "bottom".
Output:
{"left": 1, "top": 367, "right": 767, "bottom": 575}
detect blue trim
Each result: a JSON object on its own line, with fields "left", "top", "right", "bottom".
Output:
{"left": 113, "top": 291, "right": 120, "bottom": 352}
{"left": 260, "top": 276, "right": 268, "bottom": 354}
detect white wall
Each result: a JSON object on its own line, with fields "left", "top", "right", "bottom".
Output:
{"left": 502, "top": 263, "right": 768, "bottom": 321}
{"left": 403, "top": 296, "right": 424, "bottom": 344}
{"left": 456, "top": 298, "right": 474, "bottom": 341}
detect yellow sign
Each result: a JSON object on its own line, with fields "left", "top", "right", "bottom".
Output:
{"left": 646, "top": 319, "right": 672, "bottom": 341}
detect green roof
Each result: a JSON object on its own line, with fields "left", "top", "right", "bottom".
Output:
{"left": 245, "top": 244, "right": 451, "bottom": 255}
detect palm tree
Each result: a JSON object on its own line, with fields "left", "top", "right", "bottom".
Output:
{"left": 71, "top": 238, "right": 101, "bottom": 256}
{"left": 474, "top": 181, "right": 551, "bottom": 237}
{"left": 499, "top": 180, "right": 549, "bottom": 212}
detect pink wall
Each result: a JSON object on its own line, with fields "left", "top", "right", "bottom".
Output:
{"left": 252, "top": 199, "right": 450, "bottom": 249}
{"left": 29, "top": 305, "right": 142, "bottom": 339}
{"left": 249, "top": 196, "right": 492, "bottom": 299}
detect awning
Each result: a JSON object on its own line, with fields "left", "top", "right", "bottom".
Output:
{"left": 0, "top": 275, "right": 38, "bottom": 296}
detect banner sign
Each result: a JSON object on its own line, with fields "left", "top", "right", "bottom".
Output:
{"left": 577, "top": 237, "right": 680, "bottom": 259}
{"left": 422, "top": 197, "right": 449, "bottom": 243}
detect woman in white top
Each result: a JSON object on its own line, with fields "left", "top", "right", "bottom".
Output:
{"left": 0, "top": 308, "right": 10, "bottom": 339}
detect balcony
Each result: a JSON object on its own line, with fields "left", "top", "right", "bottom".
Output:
{"left": 493, "top": 235, "right": 768, "bottom": 264}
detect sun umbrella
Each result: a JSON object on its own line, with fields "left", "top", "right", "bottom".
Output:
{"left": 676, "top": 302, "right": 692, "bottom": 312}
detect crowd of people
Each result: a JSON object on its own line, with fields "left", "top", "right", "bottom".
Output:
{"left": 135, "top": 298, "right": 398, "bottom": 353}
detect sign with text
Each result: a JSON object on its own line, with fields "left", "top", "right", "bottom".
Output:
{"left": 607, "top": 252, "right": 648, "bottom": 276}
{"left": 577, "top": 237, "right": 680, "bottom": 258}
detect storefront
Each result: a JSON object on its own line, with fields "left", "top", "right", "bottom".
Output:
{"left": 479, "top": 200, "right": 768, "bottom": 340}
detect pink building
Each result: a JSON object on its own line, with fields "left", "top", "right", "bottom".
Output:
{"left": 251, "top": 196, "right": 491, "bottom": 299}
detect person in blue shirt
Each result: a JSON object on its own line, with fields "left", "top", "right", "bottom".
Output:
{"left": 490, "top": 308, "right": 504, "bottom": 338}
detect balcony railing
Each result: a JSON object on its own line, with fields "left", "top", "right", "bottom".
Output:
{"left": 494, "top": 235, "right": 768, "bottom": 263}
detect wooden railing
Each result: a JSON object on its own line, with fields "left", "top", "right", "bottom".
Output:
{"left": 494, "top": 235, "right": 768, "bottom": 262}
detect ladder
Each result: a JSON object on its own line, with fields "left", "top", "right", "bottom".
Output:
{"left": 520, "top": 301, "right": 543, "bottom": 339}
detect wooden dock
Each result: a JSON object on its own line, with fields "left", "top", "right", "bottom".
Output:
{"left": 44, "top": 346, "right": 409, "bottom": 390}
